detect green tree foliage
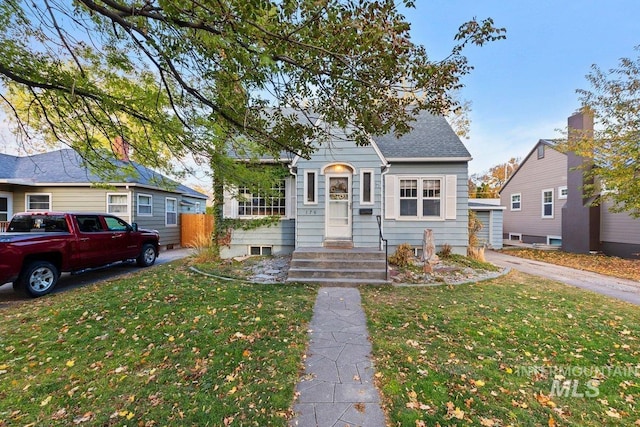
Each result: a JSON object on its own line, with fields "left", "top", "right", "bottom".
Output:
{"left": 0, "top": 1, "right": 504, "bottom": 167}
{"left": 0, "top": 0, "right": 505, "bottom": 252}
{"left": 569, "top": 46, "right": 640, "bottom": 216}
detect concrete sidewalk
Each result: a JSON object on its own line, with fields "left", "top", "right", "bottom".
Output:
{"left": 485, "top": 250, "right": 640, "bottom": 305}
{"left": 289, "top": 287, "right": 386, "bottom": 427}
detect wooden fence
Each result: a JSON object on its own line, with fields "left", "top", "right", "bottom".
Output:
{"left": 180, "top": 213, "right": 214, "bottom": 248}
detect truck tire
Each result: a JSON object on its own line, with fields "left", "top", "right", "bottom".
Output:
{"left": 17, "top": 261, "right": 59, "bottom": 297}
{"left": 136, "top": 243, "right": 157, "bottom": 267}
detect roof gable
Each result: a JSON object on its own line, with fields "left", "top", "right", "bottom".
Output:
{"left": 374, "top": 110, "right": 471, "bottom": 161}
{"left": 499, "top": 139, "right": 565, "bottom": 194}
{"left": 1, "top": 149, "right": 207, "bottom": 199}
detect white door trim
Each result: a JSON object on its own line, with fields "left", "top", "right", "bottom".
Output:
{"left": 325, "top": 173, "right": 352, "bottom": 240}
{"left": 0, "top": 191, "right": 13, "bottom": 222}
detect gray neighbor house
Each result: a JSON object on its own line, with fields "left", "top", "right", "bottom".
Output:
{"left": 499, "top": 112, "right": 640, "bottom": 259}
{"left": 0, "top": 145, "right": 208, "bottom": 249}
{"left": 221, "top": 110, "right": 472, "bottom": 269}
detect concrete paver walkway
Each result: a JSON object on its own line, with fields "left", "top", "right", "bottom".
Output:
{"left": 290, "top": 287, "right": 386, "bottom": 427}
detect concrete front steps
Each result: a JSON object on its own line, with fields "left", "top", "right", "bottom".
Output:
{"left": 286, "top": 247, "right": 390, "bottom": 286}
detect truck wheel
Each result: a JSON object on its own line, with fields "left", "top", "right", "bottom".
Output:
{"left": 137, "top": 244, "right": 157, "bottom": 267}
{"left": 17, "top": 261, "right": 59, "bottom": 297}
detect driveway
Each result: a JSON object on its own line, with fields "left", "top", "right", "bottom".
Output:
{"left": 0, "top": 248, "right": 192, "bottom": 306}
{"left": 485, "top": 250, "right": 640, "bottom": 305}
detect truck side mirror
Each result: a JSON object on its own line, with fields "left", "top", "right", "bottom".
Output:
{"left": 131, "top": 223, "right": 138, "bottom": 232}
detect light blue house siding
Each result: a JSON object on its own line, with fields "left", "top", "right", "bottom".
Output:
{"left": 294, "top": 135, "right": 384, "bottom": 248}
{"left": 469, "top": 200, "right": 505, "bottom": 249}
{"left": 220, "top": 219, "right": 295, "bottom": 258}
{"left": 382, "top": 162, "right": 469, "bottom": 255}
{"left": 222, "top": 110, "right": 473, "bottom": 258}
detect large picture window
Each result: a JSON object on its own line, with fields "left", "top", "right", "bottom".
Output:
{"left": 238, "top": 181, "right": 286, "bottom": 217}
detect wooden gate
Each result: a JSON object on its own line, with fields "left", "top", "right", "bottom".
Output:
{"left": 180, "top": 213, "right": 214, "bottom": 247}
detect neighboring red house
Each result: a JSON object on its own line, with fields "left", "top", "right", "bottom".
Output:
{"left": 499, "top": 112, "right": 640, "bottom": 259}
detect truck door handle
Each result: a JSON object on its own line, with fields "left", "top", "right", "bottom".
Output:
{"left": 112, "top": 234, "right": 122, "bottom": 239}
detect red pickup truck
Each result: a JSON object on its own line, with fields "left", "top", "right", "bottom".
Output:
{"left": 0, "top": 212, "right": 160, "bottom": 297}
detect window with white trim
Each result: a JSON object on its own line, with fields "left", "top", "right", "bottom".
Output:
{"left": 422, "top": 179, "right": 441, "bottom": 216}
{"left": 26, "top": 193, "right": 51, "bottom": 211}
{"left": 399, "top": 178, "right": 443, "bottom": 218}
{"left": 107, "top": 193, "right": 129, "bottom": 215}
{"left": 399, "top": 179, "right": 418, "bottom": 216}
{"left": 558, "top": 186, "right": 568, "bottom": 199}
{"left": 542, "top": 189, "right": 553, "bottom": 218}
{"left": 304, "top": 171, "right": 317, "bottom": 205}
{"left": 238, "top": 180, "right": 286, "bottom": 217}
{"left": 361, "top": 170, "right": 374, "bottom": 205}
{"left": 510, "top": 193, "right": 521, "bottom": 211}
{"left": 195, "top": 202, "right": 201, "bottom": 213}
{"left": 137, "top": 194, "right": 153, "bottom": 216}
{"left": 166, "top": 197, "right": 178, "bottom": 226}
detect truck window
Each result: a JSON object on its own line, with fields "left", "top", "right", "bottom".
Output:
{"left": 104, "top": 216, "right": 130, "bottom": 231}
{"left": 77, "top": 215, "right": 104, "bottom": 233}
{"left": 8, "top": 215, "right": 69, "bottom": 232}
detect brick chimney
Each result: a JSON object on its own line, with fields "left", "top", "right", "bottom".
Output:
{"left": 561, "top": 111, "right": 600, "bottom": 254}
{"left": 112, "top": 135, "right": 130, "bottom": 162}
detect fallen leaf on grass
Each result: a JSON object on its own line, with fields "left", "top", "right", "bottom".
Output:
{"left": 445, "top": 401, "right": 464, "bottom": 420}
{"left": 606, "top": 408, "right": 621, "bottom": 418}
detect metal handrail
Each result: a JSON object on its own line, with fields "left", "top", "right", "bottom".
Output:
{"left": 0, "top": 221, "right": 8, "bottom": 233}
{"left": 376, "top": 215, "right": 388, "bottom": 281}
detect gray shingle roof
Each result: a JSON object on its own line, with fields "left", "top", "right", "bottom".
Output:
{"left": 1, "top": 149, "right": 207, "bottom": 199}
{"left": 374, "top": 110, "right": 471, "bottom": 160}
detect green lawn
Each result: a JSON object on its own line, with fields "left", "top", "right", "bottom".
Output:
{"left": 0, "top": 261, "right": 317, "bottom": 426}
{"left": 361, "top": 270, "right": 640, "bottom": 426}
{"left": 2, "top": 257, "right": 639, "bottom": 426}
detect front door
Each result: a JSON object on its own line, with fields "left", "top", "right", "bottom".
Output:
{"left": 326, "top": 174, "right": 352, "bottom": 239}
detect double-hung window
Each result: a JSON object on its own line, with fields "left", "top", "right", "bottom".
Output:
{"left": 422, "top": 179, "right": 441, "bottom": 216}
{"left": 542, "top": 189, "right": 554, "bottom": 218}
{"left": 137, "top": 194, "right": 153, "bottom": 216}
{"left": 399, "top": 178, "right": 443, "bottom": 218}
{"left": 511, "top": 193, "right": 521, "bottom": 211}
{"left": 166, "top": 197, "right": 177, "bottom": 226}
{"left": 107, "top": 193, "right": 129, "bottom": 215}
{"left": 399, "top": 179, "right": 418, "bottom": 216}
{"left": 238, "top": 180, "right": 286, "bottom": 217}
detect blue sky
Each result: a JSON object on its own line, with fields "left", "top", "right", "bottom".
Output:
{"left": 406, "top": 0, "right": 640, "bottom": 174}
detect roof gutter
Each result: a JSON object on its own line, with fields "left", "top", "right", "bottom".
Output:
{"left": 386, "top": 156, "right": 473, "bottom": 163}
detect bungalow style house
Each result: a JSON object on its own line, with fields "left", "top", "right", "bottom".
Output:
{"left": 499, "top": 112, "right": 640, "bottom": 259}
{"left": 221, "top": 110, "right": 471, "bottom": 263}
{"left": 0, "top": 145, "right": 208, "bottom": 249}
